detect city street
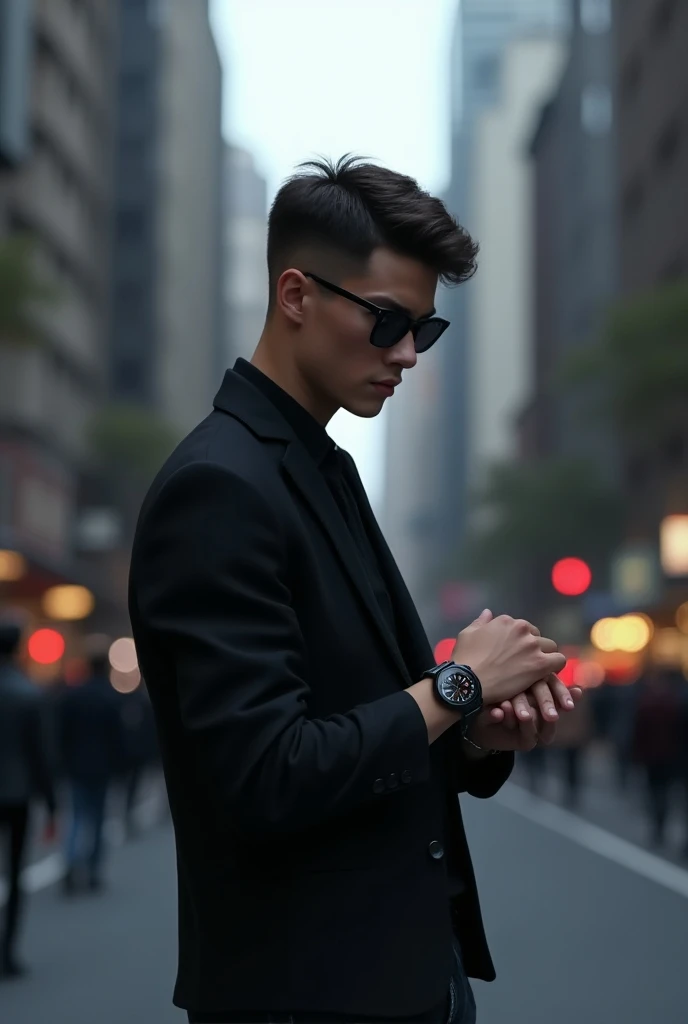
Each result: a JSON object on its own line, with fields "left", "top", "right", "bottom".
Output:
{"left": 1, "top": 783, "right": 686, "bottom": 1023}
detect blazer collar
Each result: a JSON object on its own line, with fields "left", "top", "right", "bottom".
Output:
{"left": 213, "top": 368, "right": 415, "bottom": 686}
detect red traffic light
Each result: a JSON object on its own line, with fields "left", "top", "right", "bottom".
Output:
{"left": 552, "top": 558, "right": 592, "bottom": 597}
{"left": 28, "top": 629, "right": 65, "bottom": 665}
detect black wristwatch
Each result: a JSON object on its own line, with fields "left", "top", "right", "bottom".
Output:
{"left": 423, "top": 661, "right": 483, "bottom": 734}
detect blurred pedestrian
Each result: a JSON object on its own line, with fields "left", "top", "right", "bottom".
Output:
{"left": 631, "top": 669, "right": 682, "bottom": 848}
{"left": 608, "top": 680, "right": 640, "bottom": 793}
{"left": 119, "top": 684, "right": 158, "bottom": 837}
{"left": 0, "top": 616, "right": 57, "bottom": 980}
{"left": 129, "top": 156, "right": 577, "bottom": 1024}
{"left": 58, "top": 637, "right": 125, "bottom": 893}
{"left": 550, "top": 694, "right": 592, "bottom": 809}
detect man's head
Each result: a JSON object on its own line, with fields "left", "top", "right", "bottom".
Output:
{"left": 260, "top": 155, "right": 477, "bottom": 424}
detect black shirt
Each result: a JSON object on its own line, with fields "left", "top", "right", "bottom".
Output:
{"left": 234, "top": 360, "right": 397, "bottom": 636}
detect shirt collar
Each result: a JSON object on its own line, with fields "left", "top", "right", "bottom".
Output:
{"left": 233, "top": 359, "right": 333, "bottom": 466}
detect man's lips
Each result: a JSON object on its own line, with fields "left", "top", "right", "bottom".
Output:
{"left": 371, "top": 380, "right": 400, "bottom": 397}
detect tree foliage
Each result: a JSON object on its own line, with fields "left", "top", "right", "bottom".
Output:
{"left": 564, "top": 280, "right": 688, "bottom": 443}
{"left": 0, "top": 235, "right": 55, "bottom": 346}
{"left": 461, "top": 457, "right": 623, "bottom": 585}
{"left": 89, "top": 404, "right": 180, "bottom": 481}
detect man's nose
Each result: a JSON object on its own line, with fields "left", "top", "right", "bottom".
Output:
{"left": 389, "top": 331, "right": 417, "bottom": 369}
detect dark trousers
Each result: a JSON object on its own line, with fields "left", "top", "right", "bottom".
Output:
{"left": 644, "top": 763, "right": 675, "bottom": 843}
{"left": 188, "top": 938, "right": 476, "bottom": 1024}
{"left": 65, "top": 779, "right": 108, "bottom": 879}
{"left": 0, "top": 803, "right": 30, "bottom": 961}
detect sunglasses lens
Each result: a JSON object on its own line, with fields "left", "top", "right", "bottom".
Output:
{"left": 371, "top": 312, "right": 411, "bottom": 348}
{"left": 414, "top": 320, "right": 447, "bottom": 353}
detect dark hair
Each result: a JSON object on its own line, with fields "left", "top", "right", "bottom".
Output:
{"left": 0, "top": 620, "right": 23, "bottom": 657}
{"left": 266, "top": 154, "right": 478, "bottom": 305}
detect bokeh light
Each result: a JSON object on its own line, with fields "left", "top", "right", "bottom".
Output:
{"left": 110, "top": 667, "right": 141, "bottom": 693}
{"left": 676, "top": 602, "right": 688, "bottom": 635}
{"left": 0, "top": 550, "right": 28, "bottom": 582}
{"left": 433, "top": 637, "right": 456, "bottom": 663}
{"left": 42, "top": 585, "right": 95, "bottom": 621}
{"left": 28, "top": 628, "right": 65, "bottom": 665}
{"left": 551, "top": 558, "right": 592, "bottom": 596}
{"left": 590, "top": 614, "right": 652, "bottom": 653}
{"left": 109, "top": 637, "right": 138, "bottom": 674}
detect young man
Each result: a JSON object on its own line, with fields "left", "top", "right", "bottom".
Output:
{"left": 129, "top": 156, "right": 577, "bottom": 1024}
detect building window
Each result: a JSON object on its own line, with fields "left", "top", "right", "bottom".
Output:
{"left": 580, "top": 0, "right": 611, "bottom": 34}
{"left": 652, "top": 0, "right": 677, "bottom": 37}
{"left": 472, "top": 55, "right": 499, "bottom": 92}
{"left": 621, "top": 53, "right": 642, "bottom": 102}
{"left": 622, "top": 175, "right": 645, "bottom": 220}
{"left": 655, "top": 118, "right": 681, "bottom": 169}
{"left": 581, "top": 84, "right": 613, "bottom": 135}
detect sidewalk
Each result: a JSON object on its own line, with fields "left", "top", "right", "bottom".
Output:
{"left": 511, "top": 742, "right": 688, "bottom": 868}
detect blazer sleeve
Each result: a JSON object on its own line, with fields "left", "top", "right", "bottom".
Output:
{"left": 131, "top": 461, "right": 431, "bottom": 836}
{"left": 448, "top": 730, "right": 514, "bottom": 800}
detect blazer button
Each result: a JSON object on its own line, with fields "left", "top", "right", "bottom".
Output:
{"left": 387, "top": 773, "right": 399, "bottom": 789}
{"left": 401, "top": 770, "right": 412, "bottom": 785}
{"left": 373, "top": 778, "right": 385, "bottom": 794}
{"left": 428, "top": 840, "right": 444, "bottom": 860}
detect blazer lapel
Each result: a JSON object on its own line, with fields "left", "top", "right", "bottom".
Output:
{"left": 281, "top": 442, "right": 414, "bottom": 687}
{"left": 340, "top": 452, "right": 435, "bottom": 677}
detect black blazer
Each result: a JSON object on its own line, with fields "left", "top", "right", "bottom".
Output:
{"left": 128, "top": 367, "right": 513, "bottom": 1018}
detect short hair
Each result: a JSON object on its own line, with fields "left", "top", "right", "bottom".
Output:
{"left": 266, "top": 154, "right": 478, "bottom": 306}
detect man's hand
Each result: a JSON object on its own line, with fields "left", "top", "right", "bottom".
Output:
{"left": 452, "top": 609, "right": 566, "bottom": 707}
{"left": 467, "top": 683, "right": 585, "bottom": 756}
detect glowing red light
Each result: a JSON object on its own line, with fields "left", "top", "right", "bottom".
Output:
{"left": 558, "top": 658, "right": 580, "bottom": 688}
{"left": 551, "top": 558, "right": 592, "bottom": 597}
{"left": 433, "top": 638, "right": 456, "bottom": 663}
{"left": 28, "top": 629, "right": 65, "bottom": 665}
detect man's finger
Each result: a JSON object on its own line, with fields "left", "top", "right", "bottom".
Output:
{"left": 531, "top": 679, "right": 559, "bottom": 721}
{"left": 511, "top": 693, "right": 533, "bottom": 722}
{"left": 537, "top": 637, "right": 559, "bottom": 654}
{"left": 547, "top": 675, "right": 576, "bottom": 710}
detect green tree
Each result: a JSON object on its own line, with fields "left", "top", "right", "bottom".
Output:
{"left": 459, "top": 457, "right": 623, "bottom": 596}
{"left": 0, "top": 235, "right": 55, "bottom": 346}
{"left": 564, "top": 280, "right": 688, "bottom": 445}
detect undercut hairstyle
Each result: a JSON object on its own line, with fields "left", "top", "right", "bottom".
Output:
{"left": 266, "top": 154, "right": 478, "bottom": 309}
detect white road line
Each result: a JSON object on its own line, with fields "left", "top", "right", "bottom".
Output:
{"left": 495, "top": 782, "right": 688, "bottom": 900}
{"left": 0, "top": 796, "right": 161, "bottom": 907}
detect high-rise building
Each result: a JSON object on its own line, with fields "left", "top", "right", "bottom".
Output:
{"left": 111, "top": 0, "right": 225, "bottom": 437}
{"left": 410, "top": 0, "right": 569, "bottom": 635}
{"left": 224, "top": 144, "right": 268, "bottom": 365}
{"left": 615, "top": 0, "right": 687, "bottom": 293}
{"left": 467, "top": 34, "right": 565, "bottom": 489}
{"left": 0, "top": 0, "right": 116, "bottom": 599}
{"left": 525, "top": 0, "right": 618, "bottom": 466}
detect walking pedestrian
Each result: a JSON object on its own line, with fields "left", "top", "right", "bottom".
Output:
{"left": 129, "top": 155, "right": 580, "bottom": 1023}
{"left": 58, "top": 637, "right": 125, "bottom": 893}
{"left": 631, "top": 669, "right": 682, "bottom": 848}
{"left": 0, "top": 616, "right": 57, "bottom": 979}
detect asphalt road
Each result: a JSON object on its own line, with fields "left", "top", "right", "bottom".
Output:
{"left": 1, "top": 786, "right": 687, "bottom": 1024}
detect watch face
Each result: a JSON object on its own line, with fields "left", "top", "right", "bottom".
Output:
{"left": 439, "top": 670, "right": 477, "bottom": 706}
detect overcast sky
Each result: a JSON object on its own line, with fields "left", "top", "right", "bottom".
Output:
{"left": 209, "top": 0, "right": 458, "bottom": 508}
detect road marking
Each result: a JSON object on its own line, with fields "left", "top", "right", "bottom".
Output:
{"left": 0, "top": 795, "right": 161, "bottom": 906}
{"left": 495, "top": 782, "right": 688, "bottom": 900}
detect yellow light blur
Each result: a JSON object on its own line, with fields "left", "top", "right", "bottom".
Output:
{"left": 676, "top": 602, "right": 688, "bottom": 635}
{"left": 590, "top": 618, "right": 618, "bottom": 652}
{"left": 590, "top": 615, "right": 652, "bottom": 653}
{"left": 109, "top": 637, "right": 138, "bottom": 674}
{"left": 0, "top": 550, "right": 27, "bottom": 582}
{"left": 660, "top": 514, "right": 688, "bottom": 577}
{"left": 42, "top": 585, "right": 95, "bottom": 621}
{"left": 110, "top": 667, "right": 141, "bottom": 693}
{"left": 615, "top": 614, "right": 652, "bottom": 653}
{"left": 653, "top": 627, "right": 685, "bottom": 665}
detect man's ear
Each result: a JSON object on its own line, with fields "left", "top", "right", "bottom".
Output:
{"left": 275, "top": 269, "right": 309, "bottom": 326}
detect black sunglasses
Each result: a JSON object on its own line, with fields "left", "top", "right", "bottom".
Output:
{"left": 304, "top": 272, "right": 450, "bottom": 353}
